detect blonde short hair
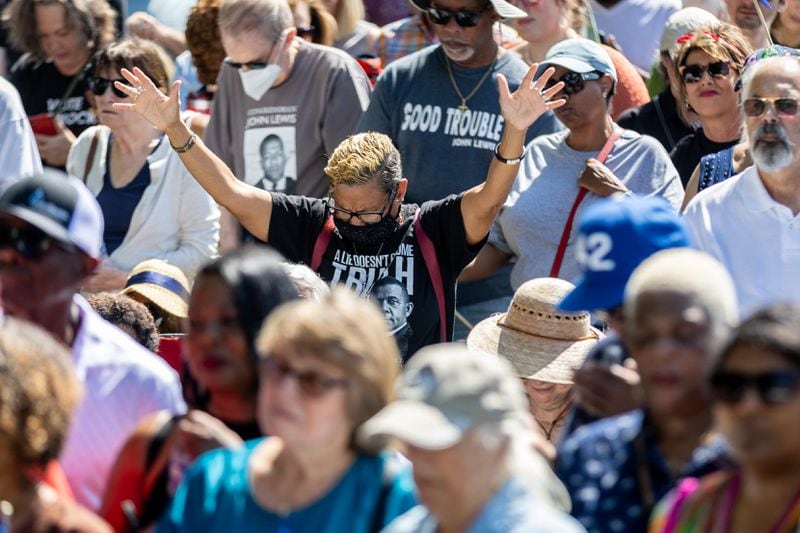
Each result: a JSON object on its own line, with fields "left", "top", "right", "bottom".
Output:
{"left": 219, "top": 0, "right": 293, "bottom": 41}
{"left": 324, "top": 132, "right": 402, "bottom": 194}
{"left": 675, "top": 22, "right": 752, "bottom": 73}
{"left": 256, "top": 288, "right": 400, "bottom": 454}
{"left": 0, "top": 318, "right": 82, "bottom": 469}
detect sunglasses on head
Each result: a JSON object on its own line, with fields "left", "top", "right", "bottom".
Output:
{"left": 711, "top": 370, "right": 800, "bottom": 406}
{"left": 426, "top": 3, "right": 490, "bottom": 28}
{"left": 0, "top": 224, "right": 62, "bottom": 260}
{"left": 680, "top": 61, "right": 731, "bottom": 84}
{"left": 742, "top": 97, "right": 800, "bottom": 118}
{"left": 260, "top": 356, "right": 349, "bottom": 397}
{"left": 544, "top": 71, "right": 602, "bottom": 96}
{"left": 88, "top": 76, "right": 129, "bottom": 98}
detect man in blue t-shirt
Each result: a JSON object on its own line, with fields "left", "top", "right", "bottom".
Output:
{"left": 357, "top": 0, "right": 563, "bottom": 338}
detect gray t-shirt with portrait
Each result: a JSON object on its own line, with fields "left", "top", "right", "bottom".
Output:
{"left": 205, "top": 41, "right": 372, "bottom": 198}
{"left": 491, "top": 129, "right": 684, "bottom": 289}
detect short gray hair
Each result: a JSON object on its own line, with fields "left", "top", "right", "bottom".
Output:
{"left": 282, "top": 263, "right": 330, "bottom": 302}
{"left": 624, "top": 248, "right": 738, "bottom": 349}
{"left": 219, "top": 0, "right": 292, "bottom": 41}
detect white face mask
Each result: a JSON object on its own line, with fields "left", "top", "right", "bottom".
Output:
{"left": 239, "top": 65, "right": 281, "bottom": 100}
{"left": 237, "top": 30, "right": 289, "bottom": 101}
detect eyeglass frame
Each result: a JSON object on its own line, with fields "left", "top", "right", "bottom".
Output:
{"left": 88, "top": 76, "right": 129, "bottom": 99}
{"left": 543, "top": 70, "right": 603, "bottom": 96}
{"left": 326, "top": 185, "right": 398, "bottom": 225}
{"left": 425, "top": 3, "right": 492, "bottom": 28}
{"left": 259, "top": 355, "right": 350, "bottom": 397}
{"left": 742, "top": 97, "right": 800, "bottom": 118}
{"left": 0, "top": 222, "right": 75, "bottom": 260}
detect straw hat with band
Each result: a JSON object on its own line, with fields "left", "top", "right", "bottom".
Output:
{"left": 407, "top": 0, "right": 527, "bottom": 19}
{"left": 121, "top": 259, "right": 190, "bottom": 319}
{"left": 467, "top": 278, "right": 602, "bottom": 384}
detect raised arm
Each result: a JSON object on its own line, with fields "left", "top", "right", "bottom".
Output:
{"left": 113, "top": 68, "right": 274, "bottom": 242}
{"left": 460, "top": 65, "right": 565, "bottom": 245}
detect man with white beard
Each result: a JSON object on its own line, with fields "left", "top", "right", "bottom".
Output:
{"left": 684, "top": 54, "right": 800, "bottom": 316}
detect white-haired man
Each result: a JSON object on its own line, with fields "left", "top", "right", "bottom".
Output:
{"left": 684, "top": 54, "right": 800, "bottom": 316}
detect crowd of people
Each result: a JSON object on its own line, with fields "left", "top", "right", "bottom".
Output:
{"left": 0, "top": 0, "right": 798, "bottom": 530}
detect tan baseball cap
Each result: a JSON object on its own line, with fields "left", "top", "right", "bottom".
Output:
{"left": 358, "top": 343, "right": 529, "bottom": 450}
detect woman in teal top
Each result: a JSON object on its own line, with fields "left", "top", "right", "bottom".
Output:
{"left": 158, "top": 288, "right": 417, "bottom": 532}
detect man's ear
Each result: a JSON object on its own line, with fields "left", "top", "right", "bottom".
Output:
{"left": 600, "top": 75, "right": 614, "bottom": 97}
{"left": 396, "top": 178, "right": 409, "bottom": 203}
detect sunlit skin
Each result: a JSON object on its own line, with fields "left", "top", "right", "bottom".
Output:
{"left": 35, "top": 3, "right": 90, "bottom": 76}
{"left": 330, "top": 180, "right": 407, "bottom": 227}
{"left": 682, "top": 50, "right": 741, "bottom": 123}
{"left": 549, "top": 65, "right": 613, "bottom": 137}
{"left": 771, "top": 0, "right": 800, "bottom": 47}
{"left": 430, "top": 0, "right": 499, "bottom": 68}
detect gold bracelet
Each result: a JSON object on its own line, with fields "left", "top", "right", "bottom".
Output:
{"left": 170, "top": 133, "right": 197, "bottom": 153}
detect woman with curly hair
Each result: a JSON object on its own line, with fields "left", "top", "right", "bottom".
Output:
{"left": 2, "top": 0, "right": 116, "bottom": 169}
{"left": 0, "top": 317, "right": 111, "bottom": 531}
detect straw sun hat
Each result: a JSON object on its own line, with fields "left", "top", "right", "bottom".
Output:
{"left": 121, "top": 259, "right": 190, "bottom": 319}
{"left": 467, "top": 278, "right": 603, "bottom": 384}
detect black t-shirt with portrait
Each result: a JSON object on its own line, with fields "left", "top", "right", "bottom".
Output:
{"left": 268, "top": 192, "right": 484, "bottom": 361}
{"left": 10, "top": 55, "right": 95, "bottom": 137}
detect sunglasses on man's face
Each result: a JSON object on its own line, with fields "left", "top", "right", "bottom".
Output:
{"left": 680, "top": 61, "right": 731, "bottom": 84}
{"left": 88, "top": 76, "right": 129, "bottom": 98}
{"left": 0, "top": 224, "right": 63, "bottom": 260}
{"left": 223, "top": 58, "right": 269, "bottom": 70}
{"left": 711, "top": 370, "right": 800, "bottom": 406}
{"left": 544, "top": 71, "right": 602, "bottom": 96}
{"left": 426, "top": 3, "right": 490, "bottom": 28}
{"left": 742, "top": 97, "right": 800, "bottom": 118}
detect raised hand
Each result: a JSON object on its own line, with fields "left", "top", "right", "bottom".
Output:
{"left": 112, "top": 67, "right": 181, "bottom": 132}
{"left": 497, "top": 63, "right": 566, "bottom": 132}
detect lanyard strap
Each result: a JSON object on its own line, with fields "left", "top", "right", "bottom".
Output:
{"left": 549, "top": 129, "right": 622, "bottom": 278}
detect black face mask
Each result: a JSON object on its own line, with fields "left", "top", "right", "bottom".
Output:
{"left": 334, "top": 214, "right": 400, "bottom": 249}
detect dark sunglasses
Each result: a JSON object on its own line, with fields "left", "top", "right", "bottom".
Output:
{"left": 711, "top": 370, "right": 800, "bottom": 406}
{"left": 742, "top": 97, "right": 800, "bottom": 118}
{"left": 544, "top": 71, "right": 602, "bottom": 96}
{"left": 223, "top": 58, "right": 269, "bottom": 70}
{"left": 261, "top": 356, "right": 349, "bottom": 397}
{"left": 426, "top": 4, "right": 490, "bottom": 28}
{"left": 0, "top": 224, "right": 64, "bottom": 260}
{"left": 680, "top": 61, "right": 731, "bottom": 84}
{"left": 88, "top": 76, "right": 128, "bottom": 98}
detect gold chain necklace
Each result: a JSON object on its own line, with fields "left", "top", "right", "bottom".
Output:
{"left": 445, "top": 55, "right": 497, "bottom": 112}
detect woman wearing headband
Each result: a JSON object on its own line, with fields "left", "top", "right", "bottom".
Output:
{"left": 67, "top": 39, "right": 219, "bottom": 293}
{"left": 670, "top": 23, "right": 752, "bottom": 186}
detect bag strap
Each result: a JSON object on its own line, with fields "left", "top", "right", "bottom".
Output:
{"left": 549, "top": 129, "right": 622, "bottom": 278}
{"left": 82, "top": 128, "right": 100, "bottom": 183}
{"left": 415, "top": 208, "right": 447, "bottom": 343}
{"left": 310, "top": 216, "right": 336, "bottom": 272}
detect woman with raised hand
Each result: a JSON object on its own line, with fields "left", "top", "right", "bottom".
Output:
{"left": 111, "top": 59, "right": 565, "bottom": 362}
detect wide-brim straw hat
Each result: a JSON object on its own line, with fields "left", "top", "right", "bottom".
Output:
{"left": 408, "top": 0, "right": 526, "bottom": 19}
{"left": 121, "top": 259, "right": 190, "bottom": 319}
{"left": 467, "top": 278, "right": 603, "bottom": 384}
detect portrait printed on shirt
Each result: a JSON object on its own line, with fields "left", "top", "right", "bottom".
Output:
{"left": 368, "top": 276, "right": 414, "bottom": 359}
{"left": 330, "top": 243, "right": 416, "bottom": 359}
{"left": 243, "top": 126, "right": 297, "bottom": 194}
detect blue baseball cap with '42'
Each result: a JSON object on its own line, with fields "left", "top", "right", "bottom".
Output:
{"left": 558, "top": 195, "right": 691, "bottom": 313}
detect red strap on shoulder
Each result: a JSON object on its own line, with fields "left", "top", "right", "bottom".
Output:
{"left": 415, "top": 208, "right": 447, "bottom": 343}
{"left": 311, "top": 216, "right": 335, "bottom": 272}
{"left": 549, "top": 130, "right": 622, "bottom": 278}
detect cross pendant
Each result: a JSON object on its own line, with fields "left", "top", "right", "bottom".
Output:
{"left": 458, "top": 101, "right": 468, "bottom": 112}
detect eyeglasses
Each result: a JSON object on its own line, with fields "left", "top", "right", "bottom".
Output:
{"left": 223, "top": 58, "right": 269, "bottom": 70}
{"left": 426, "top": 4, "right": 490, "bottom": 28}
{"left": 680, "top": 61, "right": 731, "bottom": 84}
{"left": 544, "top": 71, "right": 602, "bottom": 96}
{"left": 326, "top": 186, "right": 397, "bottom": 225}
{"left": 261, "top": 356, "right": 349, "bottom": 397}
{"left": 88, "top": 76, "right": 129, "bottom": 98}
{"left": 0, "top": 224, "right": 64, "bottom": 260}
{"left": 711, "top": 370, "right": 800, "bottom": 406}
{"left": 742, "top": 97, "right": 800, "bottom": 118}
